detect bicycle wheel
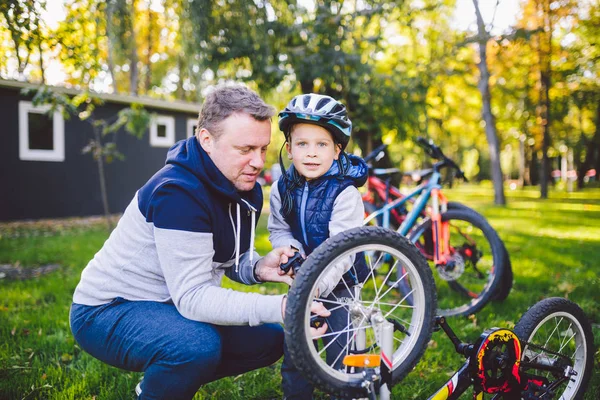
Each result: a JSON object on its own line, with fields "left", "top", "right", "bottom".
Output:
{"left": 284, "top": 226, "right": 437, "bottom": 398}
{"left": 408, "top": 209, "right": 506, "bottom": 317}
{"left": 447, "top": 201, "right": 513, "bottom": 301}
{"left": 514, "top": 298, "right": 594, "bottom": 399}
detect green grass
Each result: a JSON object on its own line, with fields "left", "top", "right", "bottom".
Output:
{"left": 0, "top": 186, "right": 599, "bottom": 399}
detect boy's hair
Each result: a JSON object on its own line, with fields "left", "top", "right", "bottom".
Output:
{"left": 196, "top": 84, "right": 275, "bottom": 139}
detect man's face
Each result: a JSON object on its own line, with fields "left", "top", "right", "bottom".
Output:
{"left": 199, "top": 112, "right": 271, "bottom": 192}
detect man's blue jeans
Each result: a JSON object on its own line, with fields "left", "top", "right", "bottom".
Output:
{"left": 70, "top": 297, "right": 284, "bottom": 400}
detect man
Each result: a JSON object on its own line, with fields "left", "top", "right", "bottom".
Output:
{"left": 70, "top": 84, "right": 327, "bottom": 400}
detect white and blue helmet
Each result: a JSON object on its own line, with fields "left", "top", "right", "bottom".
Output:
{"left": 278, "top": 94, "right": 352, "bottom": 149}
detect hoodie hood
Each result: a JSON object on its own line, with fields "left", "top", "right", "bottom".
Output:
{"left": 323, "top": 153, "right": 368, "bottom": 187}
{"left": 165, "top": 137, "right": 262, "bottom": 211}
{"left": 162, "top": 137, "right": 262, "bottom": 271}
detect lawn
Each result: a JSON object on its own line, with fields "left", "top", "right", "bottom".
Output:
{"left": 0, "top": 186, "right": 599, "bottom": 399}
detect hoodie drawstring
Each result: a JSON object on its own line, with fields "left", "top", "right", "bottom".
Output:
{"left": 228, "top": 201, "right": 257, "bottom": 273}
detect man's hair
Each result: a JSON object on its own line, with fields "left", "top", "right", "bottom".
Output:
{"left": 196, "top": 84, "right": 275, "bottom": 139}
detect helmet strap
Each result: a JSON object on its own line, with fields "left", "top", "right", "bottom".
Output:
{"left": 278, "top": 142, "right": 304, "bottom": 218}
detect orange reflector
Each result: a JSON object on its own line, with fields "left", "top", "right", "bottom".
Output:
{"left": 342, "top": 354, "right": 381, "bottom": 367}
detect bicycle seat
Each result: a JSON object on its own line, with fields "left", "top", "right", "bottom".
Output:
{"left": 370, "top": 167, "right": 401, "bottom": 177}
{"left": 403, "top": 168, "right": 433, "bottom": 181}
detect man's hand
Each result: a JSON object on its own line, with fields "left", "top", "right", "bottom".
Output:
{"left": 255, "top": 246, "right": 297, "bottom": 285}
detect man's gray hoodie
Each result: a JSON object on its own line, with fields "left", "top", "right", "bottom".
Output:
{"left": 73, "top": 137, "right": 285, "bottom": 326}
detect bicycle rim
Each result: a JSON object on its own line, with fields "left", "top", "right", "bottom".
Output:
{"left": 518, "top": 311, "right": 589, "bottom": 398}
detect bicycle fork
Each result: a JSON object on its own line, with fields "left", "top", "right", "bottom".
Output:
{"left": 430, "top": 188, "right": 450, "bottom": 266}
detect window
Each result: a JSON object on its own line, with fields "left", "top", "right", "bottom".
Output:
{"left": 187, "top": 118, "right": 197, "bottom": 138}
{"left": 19, "top": 101, "right": 65, "bottom": 162}
{"left": 150, "top": 115, "right": 175, "bottom": 147}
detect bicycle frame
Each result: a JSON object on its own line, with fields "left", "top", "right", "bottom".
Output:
{"left": 347, "top": 316, "right": 532, "bottom": 400}
{"left": 364, "top": 171, "right": 451, "bottom": 264}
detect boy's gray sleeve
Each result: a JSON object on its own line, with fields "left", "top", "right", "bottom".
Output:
{"left": 316, "top": 186, "right": 364, "bottom": 297}
{"left": 268, "top": 181, "right": 305, "bottom": 253}
{"left": 329, "top": 186, "right": 364, "bottom": 236}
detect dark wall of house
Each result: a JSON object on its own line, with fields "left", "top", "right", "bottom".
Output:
{"left": 0, "top": 86, "right": 199, "bottom": 221}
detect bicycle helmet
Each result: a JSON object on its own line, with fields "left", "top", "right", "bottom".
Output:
{"left": 278, "top": 94, "right": 352, "bottom": 149}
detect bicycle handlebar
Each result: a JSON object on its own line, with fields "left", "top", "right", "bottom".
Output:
{"left": 415, "top": 137, "right": 468, "bottom": 182}
{"left": 363, "top": 143, "right": 388, "bottom": 163}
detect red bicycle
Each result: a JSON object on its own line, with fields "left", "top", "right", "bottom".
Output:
{"left": 361, "top": 139, "right": 513, "bottom": 315}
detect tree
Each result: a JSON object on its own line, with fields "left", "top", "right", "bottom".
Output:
{"left": 0, "top": 0, "right": 47, "bottom": 81}
{"left": 469, "top": 0, "right": 506, "bottom": 204}
{"left": 23, "top": 86, "right": 151, "bottom": 231}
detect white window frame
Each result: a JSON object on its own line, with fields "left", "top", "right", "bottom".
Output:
{"left": 19, "top": 101, "right": 65, "bottom": 162}
{"left": 187, "top": 118, "right": 197, "bottom": 138}
{"left": 150, "top": 115, "right": 175, "bottom": 147}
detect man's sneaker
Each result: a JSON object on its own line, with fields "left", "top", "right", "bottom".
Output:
{"left": 135, "top": 380, "right": 142, "bottom": 397}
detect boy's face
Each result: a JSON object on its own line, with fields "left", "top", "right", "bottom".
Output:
{"left": 286, "top": 123, "right": 341, "bottom": 181}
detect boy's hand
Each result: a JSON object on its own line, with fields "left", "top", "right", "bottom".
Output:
{"left": 255, "top": 246, "right": 297, "bottom": 285}
{"left": 281, "top": 298, "right": 331, "bottom": 338}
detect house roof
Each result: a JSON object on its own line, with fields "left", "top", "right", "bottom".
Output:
{"left": 0, "top": 78, "right": 201, "bottom": 114}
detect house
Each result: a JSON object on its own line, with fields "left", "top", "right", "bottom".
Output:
{"left": 0, "top": 79, "right": 201, "bottom": 221}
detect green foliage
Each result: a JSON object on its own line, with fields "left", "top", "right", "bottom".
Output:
{"left": 3, "top": 0, "right": 600, "bottom": 187}
{"left": 0, "top": 0, "right": 46, "bottom": 74}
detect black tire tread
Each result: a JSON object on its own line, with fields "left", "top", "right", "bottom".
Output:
{"left": 446, "top": 201, "right": 512, "bottom": 301}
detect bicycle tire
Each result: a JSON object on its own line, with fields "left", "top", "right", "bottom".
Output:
{"left": 513, "top": 298, "right": 594, "bottom": 399}
{"left": 447, "top": 201, "right": 513, "bottom": 301}
{"left": 408, "top": 209, "right": 506, "bottom": 317}
{"left": 284, "top": 226, "right": 437, "bottom": 398}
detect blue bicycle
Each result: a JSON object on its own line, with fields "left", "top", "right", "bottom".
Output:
{"left": 363, "top": 138, "right": 508, "bottom": 317}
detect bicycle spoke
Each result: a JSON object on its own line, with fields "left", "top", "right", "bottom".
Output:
{"left": 384, "top": 289, "right": 416, "bottom": 319}
{"left": 375, "top": 259, "right": 399, "bottom": 299}
{"left": 313, "top": 321, "right": 372, "bottom": 341}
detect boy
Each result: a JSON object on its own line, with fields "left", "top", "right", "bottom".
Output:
{"left": 268, "top": 93, "right": 369, "bottom": 399}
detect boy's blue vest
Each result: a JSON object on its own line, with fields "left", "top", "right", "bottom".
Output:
{"left": 278, "top": 154, "right": 369, "bottom": 287}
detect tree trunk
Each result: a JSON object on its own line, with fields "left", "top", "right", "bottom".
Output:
{"left": 518, "top": 135, "right": 525, "bottom": 187}
{"left": 128, "top": 0, "right": 139, "bottom": 96}
{"left": 129, "top": 31, "right": 139, "bottom": 95}
{"left": 37, "top": 38, "right": 45, "bottom": 84}
{"left": 105, "top": 3, "right": 118, "bottom": 93}
{"left": 577, "top": 100, "right": 600, "bottom": 188}
{"left": 145, "top": 5, "right": 153, "bottom": 93}
{"left": 93, "top": 127, "right": 113, "bottom": 232}
{"left": 473, "top": 0, "right": 506, "bottom": 205}
{"left": 538, "top": 0, "right": 552, "bottom": 199}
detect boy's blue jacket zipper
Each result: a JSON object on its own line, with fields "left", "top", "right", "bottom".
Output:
{"left": 300, "top": 182, "right": 309, "bottom": 245}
